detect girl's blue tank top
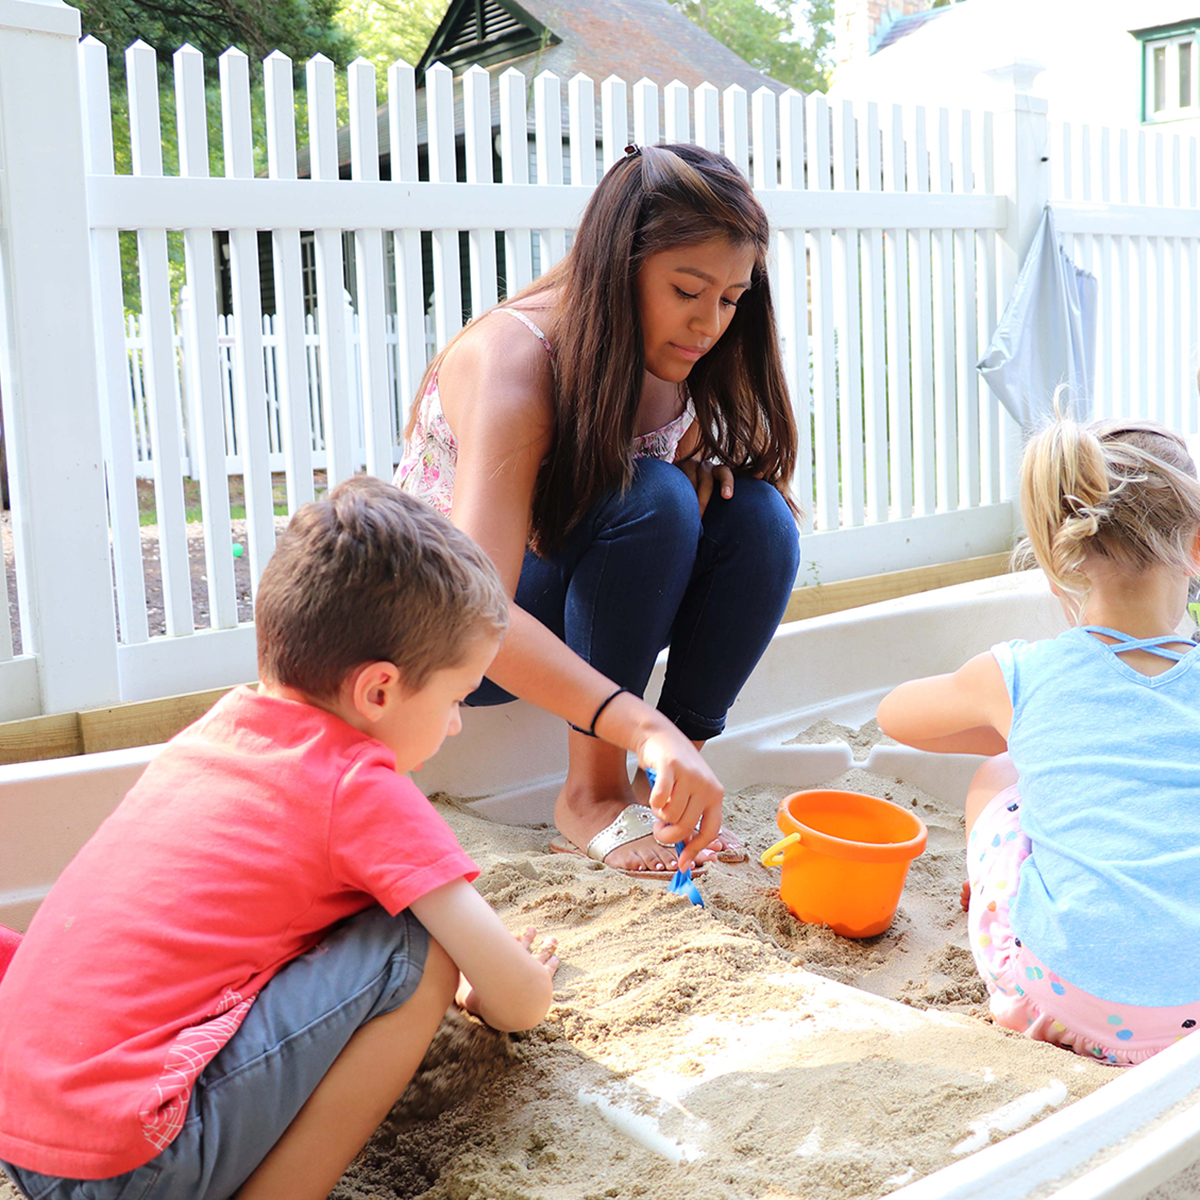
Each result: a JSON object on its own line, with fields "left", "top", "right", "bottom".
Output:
{"left": 993, "top": 626, "right": 1200, "bottom": 1006}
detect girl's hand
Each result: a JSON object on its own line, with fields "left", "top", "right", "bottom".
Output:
{"left": 676, "top": 456, "right": 734, "bottom": 516}
{"left": 636, "top": 724, "right": 724, "bottom": 870}
{"left": 454, "top": 926, "right": 559, "bottom": 1023}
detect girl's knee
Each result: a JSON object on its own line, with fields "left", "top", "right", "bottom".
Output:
{"left": 628, "top": 458, "right": 703, "bottom": 539}
{"left": 731, "top": 479, "right": 797, "bottom": 540}
{"left": 965, "top": 753, "right": 1018, "bottom": 839}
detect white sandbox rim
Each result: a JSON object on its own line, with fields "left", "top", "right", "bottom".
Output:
{"left": 0, "top": 571, "right": 1196, "bottom": 1200}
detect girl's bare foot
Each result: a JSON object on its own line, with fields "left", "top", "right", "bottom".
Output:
{"left": 961, "top": 880, "right": 971, "bottom": 912}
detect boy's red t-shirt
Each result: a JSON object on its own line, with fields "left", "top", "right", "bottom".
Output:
{"left": 0, "top": 687, "right": 478, "bottom": 1179}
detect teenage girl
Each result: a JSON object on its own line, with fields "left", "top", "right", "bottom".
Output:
{"left": 396, "top": 143, "right": 800, "bottom": 876}
{"left": 878, "top": 417, "right": 1200, "bottom": 1065}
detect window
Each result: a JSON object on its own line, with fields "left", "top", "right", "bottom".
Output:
{"left": 1144, "top": 32, "right": 1199, "bottom": 122}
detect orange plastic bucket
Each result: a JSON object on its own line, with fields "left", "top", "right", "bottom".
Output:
{"left": 760, "top": 789, "right": 928, "bottom": 939}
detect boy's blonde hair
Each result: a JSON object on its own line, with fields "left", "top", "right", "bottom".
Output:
{"left": 1017, "top": 416, "right": 1200, "bottom": 615}
{"left": 255, "top": 476, "right": 509, "bottom": 699}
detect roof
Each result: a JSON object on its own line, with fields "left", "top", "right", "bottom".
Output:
{"left": 299, "top": 0, "right": 789, "bottom": 177}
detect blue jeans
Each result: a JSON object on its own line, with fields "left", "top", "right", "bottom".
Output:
{"left": 470, "top": 458, "right": 800, "bottom": 741}
{"left": 0, "top": 907, "right": 429, "bottom": 1200}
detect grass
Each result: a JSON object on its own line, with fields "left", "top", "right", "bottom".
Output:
{"left": 136, "top": 472, "right": 322, "bottom": 527}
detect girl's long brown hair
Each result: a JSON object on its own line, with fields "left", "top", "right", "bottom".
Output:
{"left": 410, "top": 142, "right": 798, "bottom": 554}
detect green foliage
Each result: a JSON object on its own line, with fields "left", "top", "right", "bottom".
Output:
{"left": 76, "top": 0, "right": 355, "bottom": 75}
{"left": 669, "top": 0, "right": 835, "bottom": 94}
{"left": 333, "top": 0, "right": 444, "bottom": 75}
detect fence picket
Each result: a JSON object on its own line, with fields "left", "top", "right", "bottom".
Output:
{"left": 127, "top": 40, "right": 194, "bottom": 636}
{"left": 80, "top": 36, "right": 148, "bottom": 643}
{"left": 569, "top": 73, "right": 597, "bottom": 187}
{"left": 349, "top": 57, "right": 393, "bottom": 480}
{"left": 906, "top": 104, "right": 936, "bottom": 516}
{"left": 752, "top": 88, "right": 777, "bottom": 191}
{"left": 883, "top": 103, "right": 913, "bottom": 519}
{"left": 930, "top": 107, "right": 957, "bottom": 511}
{"left": 1096, "top": 126, "right": 1114, "bottom": 421}
{"left": 388, "top": 59, "right": 426, "bottom": 425}
{"left": 859, "top": 101, "right": 887, "bottom": 523}
{"left": 664, "top": 79, "right": 689, "bottom": 143}
{"left": 633, "top": 77, "right": 658, "bottom": 148}
{"left": 500, "top": 67, "right": 533, "bottom": 292}
{"left": 307, "top": 53, "right": 354, "bottom": 485}
{"left": 694, "top": 81, "right": 719, "bottom": 152}
{"left": 723, "top": 84, "right": 749, "bottom": 177}
{"left": 976, "top": 110, "right": 999, "bottom": 503}
{"left": 601, "top": 75, "right": 627, "bottom": 172}
{"left": 264, "top": 51, "right": 315, "bottom": 513}
{"left": 953, "top": 109, "right": 979, "bottom": 509}
{"left": 464, "top": 65, "right": 499, "bottom": 316}
{"left": 427, "top": 62, "right": 464, "bottom": 341}
{"left": 806, "top": 95, "right": 838, "bottom": 531}
{"left": 175, "top": 43, "right": 238, "bottom": 629}
{"left": 777, "top": 90, "right": 811, "bottom": 532}
{"left": 220, "top": 48, "right": 276, "bottom": 587}
{"left": 535, "top": 71, "right": 567, "bottom": 271}
{"left": 832, "top": 100, "right": 864, "bottom": 526}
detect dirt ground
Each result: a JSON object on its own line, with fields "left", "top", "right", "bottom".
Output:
{"left": 2, "top": 473, "right": 311, "bottom": 654}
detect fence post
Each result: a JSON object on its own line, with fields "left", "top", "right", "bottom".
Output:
{"left": 987, "top": 61, "right": 1050, "bottom": 504}
{"left": 0, "top": 0, "right": 121, "bottom": 713}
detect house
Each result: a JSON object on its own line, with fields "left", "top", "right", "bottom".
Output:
{"left": 299, "top": 0, "right": 789, "bottom": 182}
{"left": 829, "top": 0, "right": 1200, "bottom": 131}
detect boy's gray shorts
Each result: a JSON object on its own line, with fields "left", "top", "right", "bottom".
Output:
{"left": 1, "top": 905, "right": 430, "bottom": 1200}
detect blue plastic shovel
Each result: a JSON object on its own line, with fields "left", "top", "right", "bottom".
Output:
{"left": 645, "top": 769, "right": 704, "bottom": 907}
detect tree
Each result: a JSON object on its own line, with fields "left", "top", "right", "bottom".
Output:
{"left": 670, "top": 0, "right": 835, "bottom": 94}
{"left": 76, "top": 0, "right": 355, "bottom": 75}
{"left": 333, "top": 0, "right": 443, "bottom": 75}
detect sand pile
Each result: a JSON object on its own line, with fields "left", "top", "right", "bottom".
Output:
{"left": 0, "top": 723, "right": 1120, "bottom": 1200}
{"left": 327, "top": 734, "right": 1116, "bottom": 1200}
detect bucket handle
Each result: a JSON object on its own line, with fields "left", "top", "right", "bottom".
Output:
{"left": 760, "top": 832, "right": 801, "bottom": 868}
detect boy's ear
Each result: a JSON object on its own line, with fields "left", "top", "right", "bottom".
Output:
{"left": 348, "top": 661, "right": 401, "bottom": 723}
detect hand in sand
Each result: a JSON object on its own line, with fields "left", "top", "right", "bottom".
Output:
{"left": 637, "top": 725, "right": 724, "bottom": 872}
{"left": 455, "top": 926, "right": 559, "bottom": 1025}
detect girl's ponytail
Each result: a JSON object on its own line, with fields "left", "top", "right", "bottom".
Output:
{"left": 1017, "top": 414, "right": 1200, "bottom": 617}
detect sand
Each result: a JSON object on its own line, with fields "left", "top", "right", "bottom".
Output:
{"left": 0, "top": 721, "right": 1122, "bottom": 1200}
{"left": 324, "top": 728, "right": 1117, "bottom": 1200}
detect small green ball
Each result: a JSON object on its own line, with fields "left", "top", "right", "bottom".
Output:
{"left": 232, "top": 543, "right": 244, "bottom": 558}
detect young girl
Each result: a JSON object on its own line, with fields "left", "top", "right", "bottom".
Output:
{"left": 396, "top": 142, "right": 800, "bottom": 877}
{"left": 877, "top": 417, "right": 1200, "bottom": 1065}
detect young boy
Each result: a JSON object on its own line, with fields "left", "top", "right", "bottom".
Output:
{"left": 0, "top": 477, "right": 558, "bottom": 1200}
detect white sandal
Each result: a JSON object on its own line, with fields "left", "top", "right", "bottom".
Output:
{"left": 548, "top": 805, "right": 707, "bottom": 879}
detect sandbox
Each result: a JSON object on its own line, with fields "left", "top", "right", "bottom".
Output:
{"left": 2, "top": 571, "right": 1198, "bottom": 1200}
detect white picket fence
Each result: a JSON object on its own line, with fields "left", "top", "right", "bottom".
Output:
{"left": 0, "top": 3, "right": 1198, "bottom": 720}
{"left": 1051, "top": 119, "right": 1200, "bottom": 431}
{"left": 124, "top": 307, "right": 438, "bottom": 477}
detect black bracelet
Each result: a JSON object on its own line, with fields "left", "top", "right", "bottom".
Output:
{"left": 568, "top": 687, "right": 630, "bottom": 737}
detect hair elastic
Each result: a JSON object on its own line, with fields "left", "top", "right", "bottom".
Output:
{"left": 569, "top": 687, "right": 630, "bottom": 737}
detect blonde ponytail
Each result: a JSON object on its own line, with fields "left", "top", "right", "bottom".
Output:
{"left": 1016, "top": 416, "right": 1200, "bottom": 617}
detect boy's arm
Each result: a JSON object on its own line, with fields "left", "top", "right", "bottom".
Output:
{"left": 409, "top": 877, "right": 556, "bottom": 1032}
{"left": 876, "top": 651, "right": 1012, "bottom": 755}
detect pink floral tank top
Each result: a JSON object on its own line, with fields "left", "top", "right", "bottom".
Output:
{"left": 394, "top": 309, "right": 695, "bottom": 518}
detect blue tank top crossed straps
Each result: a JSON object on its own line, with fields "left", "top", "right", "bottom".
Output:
{"left": 991, "top": 626, "right": 1200, "bottom": 1007}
